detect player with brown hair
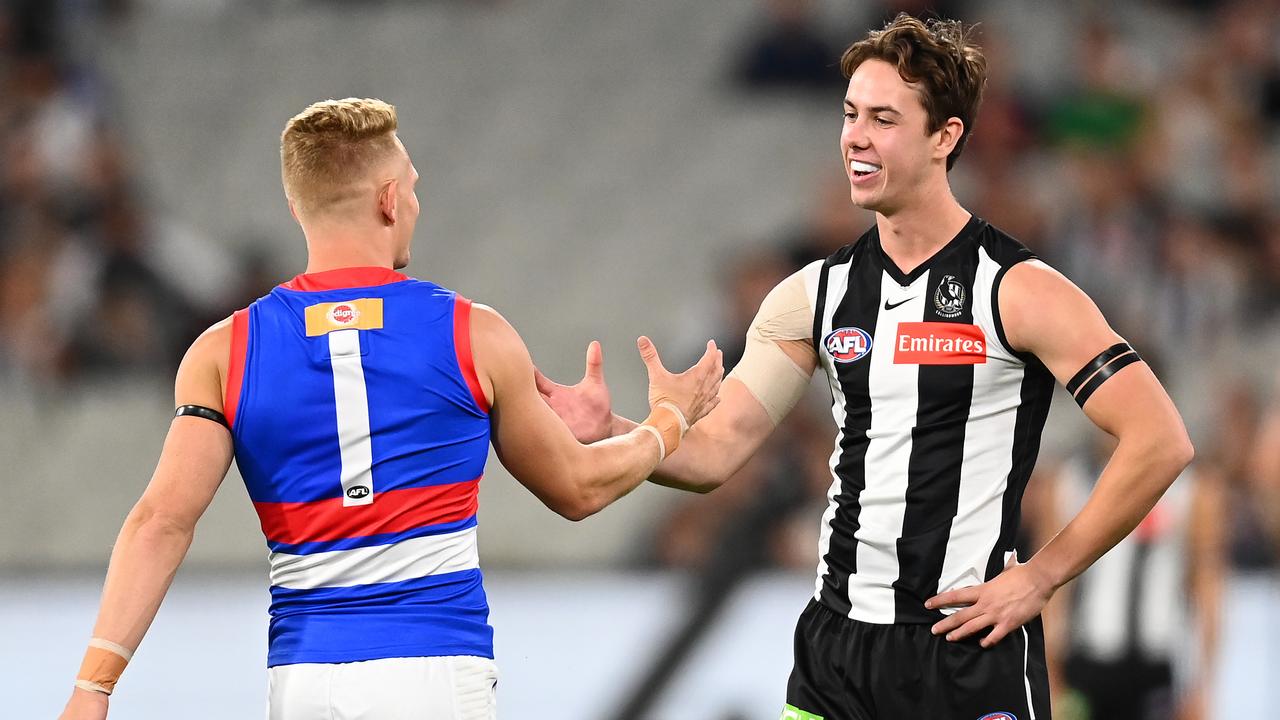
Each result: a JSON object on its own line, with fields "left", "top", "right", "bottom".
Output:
{"left": 538, "top": 15, "right": 1193, "bottom": 719}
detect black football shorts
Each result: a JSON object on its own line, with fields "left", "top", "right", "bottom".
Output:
{"left": 782, "top": 599, "right": 1051, "bottom": 720}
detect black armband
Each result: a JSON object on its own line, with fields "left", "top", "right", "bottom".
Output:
{"left": 1067, "top": 343, "right": 1142, "bottom": 407}
{"left": 175, "top": 404, "right": 230, "bottom": 429}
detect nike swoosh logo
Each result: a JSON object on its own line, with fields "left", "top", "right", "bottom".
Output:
{"left": 884, "top": 297, "right": 916, "bottom": 310}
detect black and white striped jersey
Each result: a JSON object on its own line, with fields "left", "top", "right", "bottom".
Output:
{"left": 1061, "top": 457, "right": 1194, "bottom": 664}
{"left": 801, "top": 215, "right": 1055, "bottom": 625}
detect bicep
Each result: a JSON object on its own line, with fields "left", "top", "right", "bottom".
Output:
{"left": 133, "top": 328, "right": 235, "bottom": 530}
{"left": 1001, "top": 261, "right": 1176, "bottom": 437}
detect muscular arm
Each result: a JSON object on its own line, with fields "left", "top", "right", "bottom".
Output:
{"left": 62, "top": 320, "right": 235, "bottom": 716}
{"left": 930, "top": 260, "right": 1193, "bottom": 647}
{"left": 472, "top": 304, "right": 707, "bottom": 520}
{"left": 1005, "top": 261, "right": 1194, "bottom": 591}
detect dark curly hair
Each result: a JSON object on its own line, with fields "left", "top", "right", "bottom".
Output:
{"left": 840, "top": 14, "right": 988, "bottom": 171}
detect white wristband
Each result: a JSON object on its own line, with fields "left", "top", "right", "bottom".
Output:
{"left": 636, "top": 424, "right": 666, "bottom": 462}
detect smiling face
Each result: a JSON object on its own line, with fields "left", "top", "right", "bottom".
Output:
{"left": 840, "top": 59, "right": 961, "bottom": 215}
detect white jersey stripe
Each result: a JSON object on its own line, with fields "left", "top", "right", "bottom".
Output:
{"left": 935, "top": 250, "right": 1023, "bottom": 607}
{"left": 813, "top": 258, "right": 853, "bottom": 602}
{"left": 1022, "top": 626, "right": 1038, "bottom": 719}
{"left": 329, "top": 329, "right": 376, "bottom": 507}
{"left": 269, "top": 524, "right": 480, "bottom": 590}
{"left": 849, "top": 271, "right": 928, "bottom": 622}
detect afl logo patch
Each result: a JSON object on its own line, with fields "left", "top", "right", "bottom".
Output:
{"left": 824, "top": 327, "right": 873, "bottom": 363}
{"left": 934, "top": 274, "right": 966, "bottom": 318}
{"left": 346, "top": 485, "right": 370, "bottom": 499}
{"left": 328, "top": 303, "right": 360, "bottom": 326}
{"left": 977, "top": 713, "right": 1017, "bottom": 720}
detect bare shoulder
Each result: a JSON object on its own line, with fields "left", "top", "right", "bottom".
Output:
{"left": 999, "top": 260, "right": 1106, "bottom": 353}
{"left": 176, "top": 316, "right": 234, "bottom": 409}
{"left": 467, "top": 303, "right": 531, "bottom": 407}
{"left": 470, "top": 303, "right": 530, "bottom": 359}
{"left": 1001, "top": 259, "right": 1078, "bottom": 297}
{"left": 998, "top": 260, "right": 1123, "bottom": 383}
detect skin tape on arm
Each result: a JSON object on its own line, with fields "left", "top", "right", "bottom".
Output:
{"left": 727, "top": 269, "right": 813, "bottom": 426}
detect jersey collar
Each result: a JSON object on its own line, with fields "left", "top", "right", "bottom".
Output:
{"left": 873, "top": 214, "right": 983, "bottom": 286}
{"left": 280, "top": 266, "right": 409, "bottom": 292}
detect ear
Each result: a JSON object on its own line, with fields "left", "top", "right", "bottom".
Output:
{"left": 934, "top": 117, "right": 965, "bottom": 163}
{"left": 378, "top": 178, "right": 399, "bottom": 226}
{"left": 287, "top": 199, "right": 301, "bottom": 225}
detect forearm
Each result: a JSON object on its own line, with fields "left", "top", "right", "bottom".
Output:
{"left": 1029, "top": 437, "right": 1191, "bottom": 590}
{"left": 88, "top": 508, "right": 194, "bottom": 652}
{"left": 567, "top": 426, "right": 666, "bottom": 519}
{"left": 611, "top": 413, "right": 741, "bottom": 493}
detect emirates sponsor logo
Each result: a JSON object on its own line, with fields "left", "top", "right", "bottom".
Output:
{"left": 894, "top": 322, "right": 987, "bottom": 365}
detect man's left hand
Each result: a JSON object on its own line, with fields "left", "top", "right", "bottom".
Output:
{"left": 925, "top": 556, "right": 1056, "bottom": 648}
{"left": 534, "top": 340, "right": 613, "bottom": 443}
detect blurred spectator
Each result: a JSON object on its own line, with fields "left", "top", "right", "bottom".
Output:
{"left": 0, "top": 0, "right": 270, "bottom": 388}
{"left": 781, "top": 175, "right": 874, "bottom": 271}
{"left": 731, "top": 0, "right": 842, "bottom": 94}
{"left": 1026, "top": 430, "right": 1224, "bottom": 720}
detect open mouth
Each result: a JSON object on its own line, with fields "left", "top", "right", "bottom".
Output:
{"left": 850, "top": 159, "right": 882, "bottom": 181}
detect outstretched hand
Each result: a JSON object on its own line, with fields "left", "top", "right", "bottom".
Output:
{"left": 637, "top": 336, "right": 723, "bottom": 426}
{"left": 534, "top": 341, "right": 614, "bottom": 444}
{"left": 925, "top": 555, "right": 1056, "bottom": 648}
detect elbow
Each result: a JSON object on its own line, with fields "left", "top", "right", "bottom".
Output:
{"left": 556, "top": 494, "right": 603, "bottom": 522}
{"left": 126, "top": 502, "right": 196, "bottom": 538}
{"left": 1171, "top": 434, "right": 1195, "bottom": 472}
{"left": 1141, "top": 428, "right": 1194, "bottom": 484}
{"left": 689, "top": 474, "right": 728, "bottom": 494}
{"left": 551, "top": 484, "right": 607, "bottom": 522}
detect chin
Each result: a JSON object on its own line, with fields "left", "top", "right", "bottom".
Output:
{"left": 393, "top": 253, "right": 410, "bottom": 270}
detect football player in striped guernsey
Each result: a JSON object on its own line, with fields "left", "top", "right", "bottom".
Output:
{"left": 537, "top": 15, "right": 1193, "bottom": 720}
{"left": 59, "top": 98, "right": 723, "bottom": 720}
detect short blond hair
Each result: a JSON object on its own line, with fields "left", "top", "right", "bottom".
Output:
{"left": 281, "top": 98, "right": 400, "bottom": 216}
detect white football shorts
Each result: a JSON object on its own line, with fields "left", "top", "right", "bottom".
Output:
{"left": 267, "top": 655, "right": 498, "bottom": 720}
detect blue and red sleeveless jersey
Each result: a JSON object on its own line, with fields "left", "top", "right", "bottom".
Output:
{"left": 224, "top": 266, "right": 493, "bottom": 667}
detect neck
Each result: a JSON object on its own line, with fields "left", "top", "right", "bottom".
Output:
{"left": 875, "top": 178, "right": 970, "bottom": 271}
{"left": 302, "top": 227, "right": 396, "bottom": 274}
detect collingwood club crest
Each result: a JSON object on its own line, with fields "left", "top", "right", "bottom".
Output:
{"left": 934, "top": 274, "right": 966, "bottom": 318}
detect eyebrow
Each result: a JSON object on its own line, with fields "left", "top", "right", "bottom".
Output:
{"left": 843, "top": 99, "right": 902, "bottom": 116}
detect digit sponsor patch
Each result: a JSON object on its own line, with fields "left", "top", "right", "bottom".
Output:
{"left": 305, "top": 298, "right": 384, "bottom": 336}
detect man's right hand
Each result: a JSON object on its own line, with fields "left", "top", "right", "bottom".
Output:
{"left": 637, "top": 336, "right": 723, "bottom": 426}
{"left": 59, "top": 688, "right": 109, "bottom": 720}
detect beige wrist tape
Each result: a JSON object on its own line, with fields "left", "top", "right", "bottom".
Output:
{"left": 640, "top": 401, "right": 688, "bottom": 461}
{"left": 76, "top": 638, "right": 132, "bottom": 695}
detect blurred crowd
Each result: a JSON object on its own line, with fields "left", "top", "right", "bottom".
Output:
{"left": 0, "top": 1, "right": 271, "bottom": 389}
{"left": 651, "top": 1, "right": 1280, "bottom": 718}
{"left": 2, "top": 0, "right": 1278, "bottom": 715}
